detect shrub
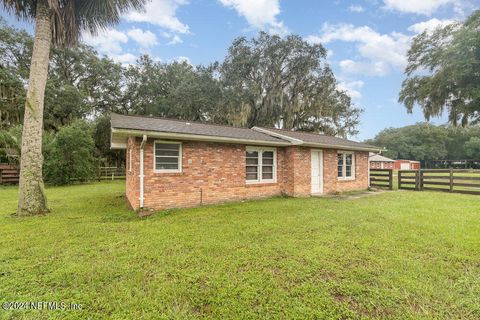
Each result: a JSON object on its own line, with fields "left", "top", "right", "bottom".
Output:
{"left": 44, "top": 121, "right": 96, "bottom": 185}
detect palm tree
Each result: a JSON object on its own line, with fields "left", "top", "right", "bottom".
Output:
{"left": 2, "top": 0, "right": 145, "bottom": 216}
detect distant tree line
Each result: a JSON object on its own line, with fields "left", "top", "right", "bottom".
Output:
{"left": 365, "top": 123, "right": 480, "bottom": 162}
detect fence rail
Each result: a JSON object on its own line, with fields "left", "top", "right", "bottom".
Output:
{"left": 398, "top": 169, "right": 480, "bottom": 195}
{"left": 97, "top": 166, "right": 126, "bottom": 180}
{"left": 0, "top": 163, "right": 19, "bottom": 184}
{"left": 369, "top": 169, "right": 393, "bottom": 190}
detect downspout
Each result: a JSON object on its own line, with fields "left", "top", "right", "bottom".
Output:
{"left": 139, "top": 135, "right": 147, "bottom": 208}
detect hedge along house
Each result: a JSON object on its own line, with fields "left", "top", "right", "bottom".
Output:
{"left": 110, "top": 114, "right": 382, "bottom": 210}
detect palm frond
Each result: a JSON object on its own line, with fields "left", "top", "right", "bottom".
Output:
{"left": 2, "top": 0, "right": 146, "bottom": 46}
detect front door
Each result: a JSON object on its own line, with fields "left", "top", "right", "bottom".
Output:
{"left": 311, "top": 150, "right": 323, "bottom": 194}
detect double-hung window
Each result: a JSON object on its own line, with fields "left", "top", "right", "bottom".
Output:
{"left": 154, "top": 141, "right": 182, "bottom": 173}
{"left": 246, "top": 147, "right": 276, "bottom": 183}
{"left": 337, "top": 152, "right": 355, "bottom": 179}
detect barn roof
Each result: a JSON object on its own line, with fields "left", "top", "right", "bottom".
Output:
{"left": 369, "top": 153, "right": 395, "bottom": 162}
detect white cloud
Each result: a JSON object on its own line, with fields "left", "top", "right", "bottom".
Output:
{"left": 82, "top": 29, "right": 128, "bottom": 55}
{"left": 111, "top": 53, "right": 138, "bottom": 65}
{"left": 348, "top": 5, "right": 365, "bottom": 13}
{"left": 308, "top": 23, "right": 411, "bottom": 76}
{"left": 126, "top": 0, "right": 190, "bottom": 34}
{"left": 383, "top": 0, "right": 457, "bottom": 15}
{"left": 82, "top": 29, "right": 139, "bottom": 65}
{"left": 339, "top": 60, "right": 390, "bottom": 76}
{"left": 219, "top": 0, "right": 288, "bottom": 35}
{"left": 167, "top": 34, "right": 183, "bottom": 45}
{"left": 338, "top": 79, "right": 364, "bottom": 99}
{"left": 127, "top": 28, "right": 158, "bottom": 48}
{"left": 408, "top": 18, "right": 456, "bottom": 33}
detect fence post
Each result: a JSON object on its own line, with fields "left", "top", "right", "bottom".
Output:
{"left": 449, "top": 167, "right": 454, "bottom": 192}
{"left": 389, "top": 169, "right": 393, "bottom": 190}
{"left": 0, "top": 169, "right": 2, "bottom": 184}
{"left": 419, "top": 170, "right": 423, "bottom": 191}
{"left": 415, "top": 170, "right": 420, "bottom": 191}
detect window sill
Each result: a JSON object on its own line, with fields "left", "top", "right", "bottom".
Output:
{"left": 246, "top": 181, "right": 277, "bottom": 186}
{"left": 338, "top": 177, "right": 355, "bottom": 182}
{"left": 153, "top": 170, "right": 183, "bottom": 174}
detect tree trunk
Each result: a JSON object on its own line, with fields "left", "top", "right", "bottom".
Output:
{"left": 17, "top": 1, "right": 52, "bottom": 216}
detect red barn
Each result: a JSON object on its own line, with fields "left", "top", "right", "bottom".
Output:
{"left": 369, "top": 153, "right": 394, "bottom": 169}
{"left": 394, "top": 159, "right": 421, "bottom": 170}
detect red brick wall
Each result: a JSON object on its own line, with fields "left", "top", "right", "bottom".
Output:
{"left": 323, "top": 149, "right": 369, "bottom": 194}
{"left": 128, "top": 139, "right": 287, "bottom": 210}
{"left": 284, "top": 146, "right": 311, "bottom": 197}
{"left": 126, "top": 138, "right": 370, "bottom": 210}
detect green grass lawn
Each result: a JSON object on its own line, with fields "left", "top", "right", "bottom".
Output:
{"left": 1, "top": 182, "right": 479, "bottom": 319}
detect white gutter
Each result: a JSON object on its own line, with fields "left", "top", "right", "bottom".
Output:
{"left": 139, "top": 134, "right": 147, "bottom": 208}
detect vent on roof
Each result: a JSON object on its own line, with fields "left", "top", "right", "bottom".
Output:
{"left": 186, "top": 122, "right": 191, "bottom": 125}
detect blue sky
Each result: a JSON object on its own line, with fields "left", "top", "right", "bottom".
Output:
{"left": 1, "top": 0, "right": 479, "bottom": 140}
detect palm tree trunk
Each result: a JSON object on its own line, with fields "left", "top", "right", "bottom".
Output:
{"left": 17, "top": 1, "right": 52, "bottom": 216}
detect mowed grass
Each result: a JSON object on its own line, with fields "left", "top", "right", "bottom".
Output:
{"left": 0, "top": 182, "right": 479, "bottom": 319}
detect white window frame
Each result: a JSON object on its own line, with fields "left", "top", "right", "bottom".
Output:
{"left": 337, "top": 151, "right": 355, "bottom": 180}
{"left": 245, "top": 147, "right": 277, "bottom": 184}
{"left": 153, "top": 140, "right": 182, "bottom": 173}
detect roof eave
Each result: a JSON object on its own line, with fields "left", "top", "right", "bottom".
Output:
{"left": 111, "top": 128, "right": 292, "bottom": 148}
{"left": 302, "top": 142, "right": 382, "bottom": 152}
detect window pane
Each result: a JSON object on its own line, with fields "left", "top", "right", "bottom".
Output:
{"left": 246, "top": 151, "right": 258, "bottom": 158}
{"left": 246, "top": 173, "right": 258, "bottom": 180}
{"left": 246, "top": 166, "right": 258, "bottom": 173}
{"left": 156, "top": 150, "right": 179, "bottom": 157}
{"left": 262, "top": 172, "right": 273, "bottom": 179}
{"left": 262, "top": 151, "right": 274, "bottom": 158}
{"left": 262, "top": 158, "right": 274, "bottom": 165}
{"left": 262, "top": 165, "right": 273, "bottom": 173}
{"left": 156, "top": 144, "right": 179, "bottom": 150}
{"left": 338, "top": 165, "right": 343, "bottom": 177}
{"left": 345, "top": 154, "right": 353, "bottom": 165}
{"left": 156, "top": 157, "right": 178, "bottom": 164}
{"left": 345, "top": 165, "right": 352, "bottom": 177}
{"left": 156, "top": 163, "right": 178, "bottom": 170}
{"left": 337, "top": 154, "right": 344, "bottom": 165}
{"left": 246, "top": 158, "right": 258, "bottom": 165}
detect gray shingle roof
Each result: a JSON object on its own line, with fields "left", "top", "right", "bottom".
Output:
{"left": 369, "top": 153, "right": 394, "bottom": 162}
{"left": 111, "top": 113, "right": 285, "bottom": 143}
{"left": 111, "top": 113, "right": 382, "bottom": 151}
{"left": 255, "top": 127, "right": 380, "bottom": 151}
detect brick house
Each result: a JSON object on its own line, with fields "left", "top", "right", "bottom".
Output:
{"left": 111, "top": 114, "right": 381, "bottom": 210}
{"left": 369, "top": 153, "right": 395, "bottom": 169}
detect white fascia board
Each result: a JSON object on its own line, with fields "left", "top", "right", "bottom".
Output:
{"left": 302, "top": 143, "right": 383, "bottom": 153}
{"left": 111, "top": 128, "right": 292, "bottom": 147}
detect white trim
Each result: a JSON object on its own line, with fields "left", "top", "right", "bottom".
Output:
{"left": 153, "top": 140, "right": 182, "bottom": 173}
{"left": 139, "top": 135, "right": 147, "bottom": 208}
{"left": 245, "top": 146, "right": 277, "bottom": 184}
{"left": 337, "top": 151, "right": 356, "bottom": 180}
{"left": 310, "top": 149, "right": 324, "bottom": 194}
